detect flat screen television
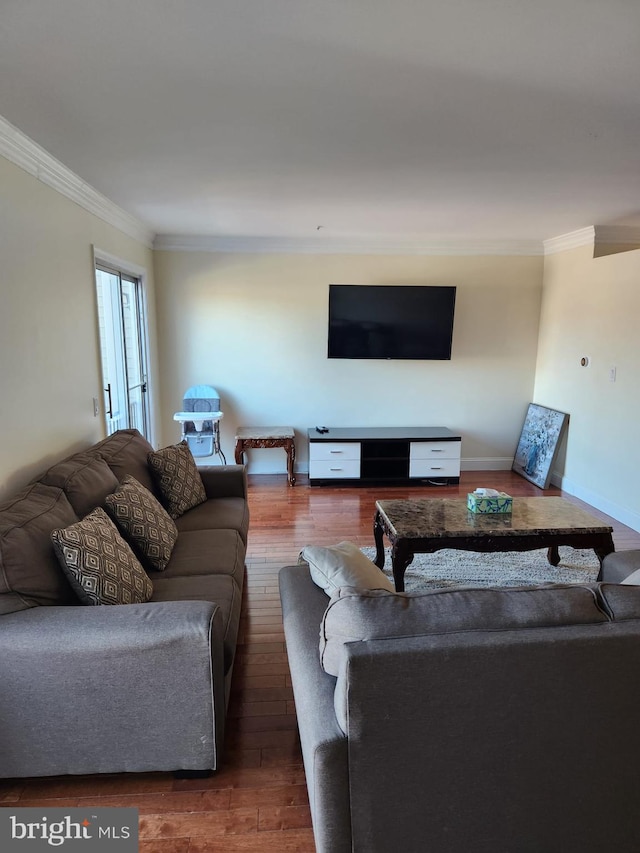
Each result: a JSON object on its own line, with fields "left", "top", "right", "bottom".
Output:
{"left": 328, "top": 284, "right": 456, "bottom": 360}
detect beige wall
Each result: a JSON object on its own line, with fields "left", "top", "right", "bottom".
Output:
{"left": 153, "top": 251, "right": 543, "bottom": 474}
{"left": 4, "top": 146, "right": 637, "bottom": 531}
{"left": 0, "top": 157, "right": 158, "bottom": 500}
{"left": 534, "top": 245, "right": 640, "bottom": 529}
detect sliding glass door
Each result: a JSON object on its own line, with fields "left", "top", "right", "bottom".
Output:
{"left": 95, "top": 263, "right": 150, "bottom": 439}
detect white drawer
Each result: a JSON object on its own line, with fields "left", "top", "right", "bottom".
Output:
{"left": 309, "top": 459, "right": 361, "bottom": 479}
{"left": 309, "top": 442, "right": 361, "bottom": 462}
{"left": 409, "top": 440, "right": 461, "bottom": 460}
{"left": 409, "top": 458, "right": 461, "bottom": 478}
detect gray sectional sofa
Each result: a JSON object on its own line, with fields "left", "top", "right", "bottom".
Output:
{"left": 0, "top": 429, "right": 248, "bottom": 779}
{"left": 280, "top": 562, "right": 640, "bottom": 853}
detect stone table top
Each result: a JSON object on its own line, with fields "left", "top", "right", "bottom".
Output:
{"left": 375, "top": 497, "right": 613, "bottom": 540}
{"left": 235, "top": 427, "right": 295, "bottom": 440}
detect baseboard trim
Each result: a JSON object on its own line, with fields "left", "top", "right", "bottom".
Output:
{"left": 553, "top": 474, "right": 640, "bottom": 533}
{"left": 460, "top": 457, "right": 513, "bottom": 471}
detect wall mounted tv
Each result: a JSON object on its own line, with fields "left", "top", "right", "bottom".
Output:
{"left": 328, "top": 284, "right": 456, "bottom": 360}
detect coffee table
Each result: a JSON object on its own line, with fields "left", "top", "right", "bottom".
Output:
{"left": 373, "top": 497, "right": 615, "bottom": 592}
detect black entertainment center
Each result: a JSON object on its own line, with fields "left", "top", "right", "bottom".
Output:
{"left": 308, "top": 427, "right": 461, "bottom": 486}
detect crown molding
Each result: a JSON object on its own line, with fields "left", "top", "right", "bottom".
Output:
{"left": 0, "top": 115, "right": 154, "bottom": 248}
{"left": 3, "top": 113, "right": 621, "bottom": 258}
{"left": 543, "top": 225, "right": 640, "bottom": 257}
{"left": 542, "top": 227, "right": 595, "bottom": 255}
{"left": 594, "top": 225, "right": 640, "bottom": 245}
{"left": 153, "top": 233, "right": 543, "bottom": 256}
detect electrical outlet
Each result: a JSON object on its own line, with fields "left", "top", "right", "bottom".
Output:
{"left": 93, "top": 397, "right": 100, "bottom": 417}
{"left": 609, "top": 366, "right": 617, "bottom": 383}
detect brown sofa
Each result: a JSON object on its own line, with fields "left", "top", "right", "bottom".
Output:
{"left": 0, "top": 429, "right": 248, "bottom": 778}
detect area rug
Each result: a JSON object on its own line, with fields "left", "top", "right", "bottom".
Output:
{"left": 360, "top": 546, "right": 600, "bottom": 591}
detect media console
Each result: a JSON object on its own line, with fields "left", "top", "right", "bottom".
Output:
{"left": 308, "top": 427, "right": 461, "bottom": 486}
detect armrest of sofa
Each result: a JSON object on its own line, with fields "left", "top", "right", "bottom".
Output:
{"left": 279, "top": 565, "right": 351, "bottom": 853}
{"left": 199, "top": 464, "right": 247, "bottom": 500}
{"left": 0, "top": 600, "right": 226, "bottom": 778}
{"left": 601, "top": 550, "right": 640, "bottom": 583}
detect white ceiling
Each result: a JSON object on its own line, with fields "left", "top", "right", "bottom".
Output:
{"left": 1, "top": 0, "right": 640, "bottom": 247}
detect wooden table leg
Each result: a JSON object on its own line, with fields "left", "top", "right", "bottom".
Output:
{"left": 373, "top": 510, "right": 386, "bottom": 569}
{"left": 284, "top": 438, "right": 296, "bottom": 486}
{"left": 373, "top": 510, "right": 415, "bottom": 589}
{"left": 391, "top": 541, "right": 414, "bottom": 593}
{"left": 234, "top": 440, "right": 245, "bottom": 465}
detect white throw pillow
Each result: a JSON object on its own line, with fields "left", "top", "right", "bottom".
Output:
{"left": 299, "top": 540, "right": 395, "bottom": 596}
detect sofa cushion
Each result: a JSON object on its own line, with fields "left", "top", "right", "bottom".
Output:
{"left": 175, "top": 496, "right": 250, "bottom": 544}
{"left": 0, "top": 483, "right": 79, "bottom": 613}
{"left": 51, "top": 507, "right": 153, "bottom": 606}
{"left": 320, "top": 583, "right": 610, "bottom": 676}
{"left": 299, "top": 541, "right": 394, "bottom": 596}
{"left": 93, "top": 428, "right": 158, "bottom": 496}
{"left": 150, "top": 573, "right": 241, "bottom": 673}
{"left": 148, "top": 441, "right": 207, "bottom": 519}
{"left": 598, "top": 583, "right": 640, "bottom": 619}
{"left": 161, "top": 529, "right": 246, "bottom": 589}
{"left": 40, "top": 454, "right": 120, "bottom": 518}
{"left": 104, "top": 476, "right": 178, "bottom": 571}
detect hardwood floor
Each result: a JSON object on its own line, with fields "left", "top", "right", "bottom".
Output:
{"left": 2, "top": 471, "right": 640, "bottom": 851}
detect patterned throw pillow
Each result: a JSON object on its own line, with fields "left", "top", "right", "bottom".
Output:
{"left": 105, "top": 475, "right": 178, "bottom": 571}
{"left": 51, "top": 507, "right": 153, "bottom": 605}
{"left": 147, "top": 440, "right": 207, "bottom": 519}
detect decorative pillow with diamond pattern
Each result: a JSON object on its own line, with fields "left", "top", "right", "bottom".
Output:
{"left": 104, "top": 475, "right": 178, "bottom": 571}
{"left": 51, "top": 507, "right": 153, "bottom": 605}
{"left": 147, "top": 440, "right": 207, "bottom": 519}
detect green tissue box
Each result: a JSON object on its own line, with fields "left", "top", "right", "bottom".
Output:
{"left": 467, "top": 491, "right": 513, "bottom": 514}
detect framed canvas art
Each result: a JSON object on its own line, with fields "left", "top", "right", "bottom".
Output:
{"left": 512, "top": 404, "right": 569, "bottom": 489}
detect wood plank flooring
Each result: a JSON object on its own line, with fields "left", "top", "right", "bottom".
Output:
{"left": 2, "top": 472, "right": 640, "bottom": 851}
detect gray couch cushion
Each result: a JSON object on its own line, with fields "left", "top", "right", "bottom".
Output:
{"left": 40, "top": 454, "right": 120, "bottom": 518}
{"left": 175, "top": 496, "right": 250, "bottom": 544}
{"left": 105, "top": 476, "right": 178, "bottom": 571}
{"left": 320, "top": 583, "right": 610, "bottom": 676}
{"left": 151, "top": 574, "right": 241, "bottom": 672}
{"left": 51, "top": 507, "right": 153, "bottom": 606}
{"left": 93, "top": 428, "right": 158, "bottom": 496}
{"left": 199, "top": 465, "right": 248, "bottom": 500}
{"left": 0, "top": 483, "right": 79, "bottom": 613}
{"left": 161, "top": 529, "right": 245, "bottom": 589}
{"left": 599, "top": 583, "right": 640, "bottom": 619}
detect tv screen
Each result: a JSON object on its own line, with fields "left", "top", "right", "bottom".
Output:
{"left": 328, "top": 284, "right": 456, "bottom": 360}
